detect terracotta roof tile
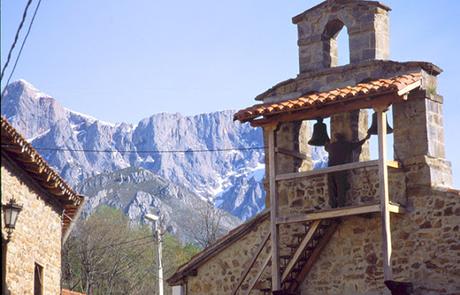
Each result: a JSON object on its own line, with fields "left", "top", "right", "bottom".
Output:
{"left": 235, "top": 73, "right": 422, "bottom": 123}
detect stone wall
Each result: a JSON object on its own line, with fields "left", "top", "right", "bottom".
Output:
{"left": 1, "top": 158, "right": 63, "bottom": 295}
{"left": 258, "top": 62, "right": 440, "bottom": 104}
{"left": 277, "top": 166, "right": 406, "bottom": 217}
{"left": 172, "top": 0, "right": 459, "bottom": 293}
{"left": 186, "top": 218, "right": 271, "bottom": 295}
{"left": 184, "top": 213, "right": 320, "bottom": 295}
{"left": 393, "top": 89, "right": 453, "bottom": 188}
{"left": 300, "top": 187, "right": 460, "bottom": 295}
{"left": 182, "top": 172, "right": 459, "bottom": 295}
{"left": 293, "top": 1, "right": 390, "bottom": 73}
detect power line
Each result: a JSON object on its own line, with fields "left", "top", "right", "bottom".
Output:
{"left": 0, "top": 0, "right": 33, "bottom": 81}
{"left": 1, "top": 0, "right": 43, "bottom": 97}
{"left": 0, "top": 144, "right": 266, "bottom": 154}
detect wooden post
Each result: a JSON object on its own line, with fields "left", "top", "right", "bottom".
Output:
{"left": 268, "top": 124, "right": 281, "bottom": 291}
{"left": 375, "top": 107, "right": 393, "bottom": 281}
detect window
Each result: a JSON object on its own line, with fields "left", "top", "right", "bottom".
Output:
{"left": 322, "top": 19, "right": 350, "bottom": 67}
{"left": 336, "top": 27, "right": 350, "bottom": 66}
{"left": 34, "top": 263, "right": 43, "bottom": 295}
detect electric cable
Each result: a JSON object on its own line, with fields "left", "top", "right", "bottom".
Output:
{"left": 0, "top": 144, "right": 266, "bottom": 154}
{"left": 1, "top": 0, "right": 33, "bottom": 81}
{"left": 1, "top": 0, "right": 43, "bottom": 97}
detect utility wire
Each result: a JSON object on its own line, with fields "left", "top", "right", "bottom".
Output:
{"left": 0, "top": 144, "right": 266, "bottom": 154}
{"left": 0, "top": 0, "right": 33, "bottom": 81}
{"left": 1, "top": 0, "right": 43, "bottom": 97}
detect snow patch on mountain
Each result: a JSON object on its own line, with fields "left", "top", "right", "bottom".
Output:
{"left": 2, "top": 80, "right": 327, "bottom": 221}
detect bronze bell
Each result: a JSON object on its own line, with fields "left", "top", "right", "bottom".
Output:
{"left": 308, "top": 118, "right": 330, "bottom": 146}
{"left": 368, "top": 112, "right": 393, "bottom": 135}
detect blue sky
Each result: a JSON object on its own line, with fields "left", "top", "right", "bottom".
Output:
{"left": 2, "top": 0, "right": 460, "bottom": 186}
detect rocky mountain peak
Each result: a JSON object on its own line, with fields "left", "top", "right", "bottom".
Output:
{"left": 2, "top": 80, "right": 272, "bottom": 219}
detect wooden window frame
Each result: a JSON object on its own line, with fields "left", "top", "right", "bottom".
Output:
{"left": 34, "top": 262, "right": 44, "bottom": 295}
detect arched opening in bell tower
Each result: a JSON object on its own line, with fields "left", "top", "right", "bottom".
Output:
{"left": 322, "top": 19, "right": 350, "bottom": 67}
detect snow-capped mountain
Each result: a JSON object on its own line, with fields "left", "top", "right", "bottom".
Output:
{"left": 77, "top": 167, "right": 241, "bottom": 242}
{"left": 2, "top": 80, "right": 266, "bottom": 219}
{"left": 1, "top": 80, "right": 327, "bottom": 220}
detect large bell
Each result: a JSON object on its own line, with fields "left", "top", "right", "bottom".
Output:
{"left": 368, "top": 112, "right": 393, "bottom": 135}
{"left": 308, "top": 118, "right": 330, "bottom": 146}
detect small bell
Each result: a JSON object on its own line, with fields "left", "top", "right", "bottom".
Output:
{"left": 368, "top": 112, "right": 393, "bottom": 135}
{"left": 308, "top": 118, "right": 330, "bottom": 146}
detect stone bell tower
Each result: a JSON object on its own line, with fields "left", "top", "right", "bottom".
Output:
{"left": 172, "top": 1, "right": 459, "bottom": 294}
{"left": 257, "top": 0, "right": 452, "bottom": 203}
{"left": 294, "top": 0, "right": 390, "bottom": 73}
{"left": 293, "top": 0, "right": 391, "bottom": 161}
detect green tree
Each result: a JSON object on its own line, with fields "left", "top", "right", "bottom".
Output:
{"left": 62, "top": 206, "right": 199, "bottom": 295}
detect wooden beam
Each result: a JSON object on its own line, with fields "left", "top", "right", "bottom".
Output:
{"left": 388, "top": 202, "right": 405, "bottom": 214}
{"left": 397, "top": 80, "right": 421, "bottom": 96}
{"left": 267, "top": 125, "right": 281, "bottom": 291}
{"left": 275, "top": 160, "right": 401, "bottom": 181}
{"left": 276, "top": 203, "right": 381, "bottom": 224}
{"left": 21, "top": 162, "right": 45, "bottom": 174}
{"left": 243, "top": 253, "right": 271, "bottom": 295}
{"left": 62, "top": 198, "right": 86, "bottom": 244}
{"left": 281, "top": 221, "right": 320, "bottom": 282}
{"left": 387, "top": 160, "right": 401, "bottom": 169}
{"left": 13, "top": 154, "right": 37, "bottom": 164}
{"left": 251, "top": 93, "right": 401, "bottom": 127}
{"left": 290, "top": 221, "right": 339, "bottom": 293}
{"left": 2, "top": 145, "right": 25, "bottom": 154}
{"left": 276, "top": 202, "right": 405, "bottom": 225}
{"left": 375, "top": 107, "right": 393, "bottom": 281}
{"left": 30, "top": 172, "right": 52, "bottom": 183}
{"left": 275, "top": 160, "right": 379, "bottom": 181}
{"left": 39, "top": 181, "right": 59, "bottom": 189}
{"left": 231, "top": 232, "right": 271, "bottom": 295}
{"left": 275, "top": 147, "right": 307, "bottom": 160}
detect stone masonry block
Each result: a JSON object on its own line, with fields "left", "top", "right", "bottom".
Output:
{"left": 295, "top": 0, "right": 390, "bottom": 72}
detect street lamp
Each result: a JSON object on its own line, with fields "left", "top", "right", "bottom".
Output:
{"left": 2, "top": 198, "right": 22, "bottom": 295}
{"left": 2, "top": 198, "right": 23, "bottom": 241}
{"left": 145, "top": 213, "right": 163, "bottom": 295}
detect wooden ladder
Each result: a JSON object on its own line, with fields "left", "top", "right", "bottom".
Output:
{"left": 250, "top": 219, "right": 339, "bottom": 294}
{"left": 282, "top": 219, "right": 339, "bottom": 293}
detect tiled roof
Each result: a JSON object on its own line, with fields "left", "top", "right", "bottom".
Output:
{"left": 234, "top": 73, "right": 422, "bottom": 123}
{"left": 1, "top": 117, "right": 84, "bottom": 236}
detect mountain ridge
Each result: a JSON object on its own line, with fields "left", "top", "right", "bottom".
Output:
{"left": 1, "top": 80, "right": 268, "bottom": 220}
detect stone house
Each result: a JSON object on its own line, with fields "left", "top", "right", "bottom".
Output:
{"left": 1, "top": 117, "right": 85, "bottom": 295}
{"left": 168, "top": 1, "right": 459, "bottom": 294}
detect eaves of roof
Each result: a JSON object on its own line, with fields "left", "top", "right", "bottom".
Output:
{"left": 1, "top": 117, "right": 84, "bottom": 236}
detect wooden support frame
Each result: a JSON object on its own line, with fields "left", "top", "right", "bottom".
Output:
{"left": 231, "top": 232, "right": 271, "bottom": 295}
{"left": 275, "top": 147, "right": 308, "bottom": 160}
{"left": 267, "top": 124, "right": 281, "bottom": 291}
{"left": 290, "top": 221, "right": 339, "bottom": 293}
{"left": 276, "top": 202, "right": 405, "bottom": 225}
{"left": 275, "top": 160, "right": 400, "bottom": 181}
{"left": 375, "top": 107, "right": 393, "bottom": 281}
{"left": 244, "top": 253, "right": 271, "bottom": 295}
{"left": 281, "top": 220, "right": 320, "bottom": 282}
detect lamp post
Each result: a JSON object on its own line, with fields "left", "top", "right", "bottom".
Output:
{"left": 2, "top": 198, "right": 23, "bottom": 295}
{"left": 145, "top": 213, "right": 163, "bottom": 295}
